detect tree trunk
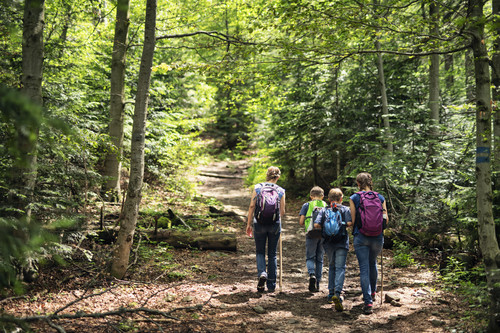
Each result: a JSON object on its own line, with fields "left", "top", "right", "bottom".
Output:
{"left": 102, "top": 0, "right": 130, "bottom": 202}
{"left": 373, "top": 0, "right": 393, "bottom": 153}
{"left": 469, "top": 1, "right": 500, "bottom": 332}
{"left": 15, "top": 0, "right": 45, "bottom": 219}
{"left": 110, "top": 0, "right": 157, "bottom": 279}
{"left": 428, "top": 2, "right": 440, "bottom": 165}
{"left": 150, "top": 230, "right": 237, "bottom": 251}
{"left": 465, "top": 49, "right": 475, "bottom": 102}
{"left": 492, "top": 0, "right": 500, "bottom": 228}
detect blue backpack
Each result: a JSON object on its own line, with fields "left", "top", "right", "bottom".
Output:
{"left": 322, "top": 203, "right": 346, "bottom": 242}
{"left": 254, "top": 184, "right": 280, "bottom": 224}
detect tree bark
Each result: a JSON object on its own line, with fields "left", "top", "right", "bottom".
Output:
{"left": 469, "top": 1, "right": 500, "bottom": 331}
{"left": 428, "top": 2, "right": 440, "bottom": 141}
{"left": 102, "top": 0, "right": 130, "bottom": 201}
{"left": 110, "top": 0, "right": 157, "bottom": 279}
{"left": 428, "top": 2, "right": 440, "bottom": 168}
{"left": 492, "top": 0, "right": 500, "bottom": 228}
{"left": 15, "top": 0, "right": 45, "bottom": 219}
{"left": 150, "top": 230, "right": 237, "bottom": 251}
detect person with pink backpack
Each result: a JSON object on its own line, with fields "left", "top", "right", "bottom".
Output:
{"left": 349, "top": 172, "right": 388, "bottom": 314}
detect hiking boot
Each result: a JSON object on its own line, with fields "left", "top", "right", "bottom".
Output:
{"left": 332, "top": 295, "right": 344, "bottom": 312}
{"left": 308, "top": 274, "right": 317, "bottom": 292}
{"left": 371, "top": 292, "right": 376, "bottom": 302}
{"left": 257, "top": 275, "right": 267, "bottom": 292}
{"left": 363, "top": 303, "right": 373, "bottom": 315}
{"left": 327, "top": 294, "right": 334, "bottom": 304}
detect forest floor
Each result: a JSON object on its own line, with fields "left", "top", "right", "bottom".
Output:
{"left": 1, "top": 159, "right": 478, "bottom": 332}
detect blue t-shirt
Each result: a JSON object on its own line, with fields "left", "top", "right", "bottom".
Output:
{"left": 254, "top": 182, "right": 285, "bottom": 223}
{"left": 350, "top": 191, "right": 385, "bottom": 235}
{"left": 314, "top": 203, "right": 351, "bottom": 249}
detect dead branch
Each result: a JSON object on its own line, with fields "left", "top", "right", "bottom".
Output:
{"left": 167, "top": 209, "right": 192, "bottom": 230}
{"left": 0, "top": 289, "right": 214, "bottom": 332}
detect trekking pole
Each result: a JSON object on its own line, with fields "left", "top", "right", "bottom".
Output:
{"left": 279, "top": 233, "right": 283, "bottom": 293}
{"left": 380, "top": 247, "right": 384, "bottom": 305}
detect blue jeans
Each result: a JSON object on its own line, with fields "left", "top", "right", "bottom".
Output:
{"left": 353, "top": 232, "right": 384, "bottom": 305}
{"left": 323, "top": 242, "right": 348, "bottom": 296}
{"left": 305, "top": 236, "right": 324, "bottom": 284}
{"left": 253, "top": 222, "right": 281, "bottom": 290}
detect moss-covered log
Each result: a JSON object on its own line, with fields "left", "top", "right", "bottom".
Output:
{"left": 149, "top": 230, "right": 237, "bottom": 251}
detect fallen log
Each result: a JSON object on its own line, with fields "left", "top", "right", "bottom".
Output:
{"left": 199, "top": 172, "right": 243, "bottom": 179}
{"left": 148, "top": 229, "right": 237, "bottom": 251}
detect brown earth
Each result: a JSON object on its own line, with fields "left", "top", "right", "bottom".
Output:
{"left": 1, "top": 159, "right": 474, "bottom": 332}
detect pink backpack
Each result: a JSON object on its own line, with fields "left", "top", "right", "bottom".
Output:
{"left": 357, "top": 191, "right": 384, "bottom": 236}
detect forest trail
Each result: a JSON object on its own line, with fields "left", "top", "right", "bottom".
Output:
{"left": 2, "top": 160, "right": 467, "bottom": 333}
{"left": 193, "top": 160, "right": 463, "bottom": 333}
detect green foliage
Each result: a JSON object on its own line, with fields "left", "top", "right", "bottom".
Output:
{"left": 0, "top": 217, "right": 58, "bottom": 295}
{"left": 438, "top": 258, "right": 489, "bottom": 329}
{"left": 392, "top": 240, "right": 416, "bottom": 268}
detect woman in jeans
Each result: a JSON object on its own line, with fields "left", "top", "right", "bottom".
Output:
{"left": 246, "top": 166, "right": 286, "bottom": 292}
{"left": 349, "top": 172, "right": 388, "bottom": 314}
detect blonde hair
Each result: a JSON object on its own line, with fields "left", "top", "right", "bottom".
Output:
{"left": 356, "top": 172, "right": 373, "bottom": 190}
{"left": 328, "top": 188, "right": 343, "bottom": 202}
{"left": 266, "top": 166, "right": 281, "bottom": 181}
{"left": 310, "top": 186, "right": 324, "bottom": 198}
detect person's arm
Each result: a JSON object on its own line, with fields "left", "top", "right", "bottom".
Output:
{"left": 246, "top": 189, "right": 257, "bottom": 236}
{"left": 313, "top": 208, "right": 323, "bottom": 229}
{"left": 345, "top": 208, "right": 353, "bottom": 227}
{"left": 280, "top": 193, "right": 286, "bottom": 218}
{"left": 299, "top": 215, "right": 305, "bottom": 226}
{"left": 382, "top": 200, "right": 388, "bottom": 224}
{"left": 349, "top": 199, "right": 356, "bottom": 227}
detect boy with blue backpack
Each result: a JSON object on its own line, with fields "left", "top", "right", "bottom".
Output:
{"left": 314, "top": 188, "right": 352, "bottom": 311}
{"left": 299, "top": 186, "right": 327, "bottom": 292}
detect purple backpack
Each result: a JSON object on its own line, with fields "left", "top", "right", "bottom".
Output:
{"left": 357, "top": 191, "right": 384, "bottom": 236}
{"left": 255, "top": 184, "right": 280, "bottom": 224}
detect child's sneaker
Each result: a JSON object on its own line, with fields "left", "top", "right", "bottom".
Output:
{"left": 332, "top": 295, "right": 344, "bottom": 312}
{"left": 363, "top": 303, "right": 373, "bottom": 314}
{"left": 308, "top": 274, "right": 317, "bottom": 292}
{"left": 257, "top": 274, "right": 267, "bottom": 292}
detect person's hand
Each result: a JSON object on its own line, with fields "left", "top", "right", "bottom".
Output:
{"left": 313, "top": 223, "right": 322, "bottom": 230}
{"left": 246, "top": 225, "right": 253, "bottom": 237}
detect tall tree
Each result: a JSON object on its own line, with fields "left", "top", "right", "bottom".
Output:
{"left": 111, "top": 0, "right": 157, "bottom": 279}
{"left": 373, "top": 0, "right": 393, "bottom": 153}
{"left": 469, "top": 1, "right": 500, "bottom": 331}
{"left": 15, "top": 0, "right": 45, "bottom": 219}
{"left": 102, "top": 0, "right": 131, "bottom": 201}
{"left": 428, "top": 2, "right": 440, "bottom": 143}
{"left": 492, "top": 0, "right": 500, "bottom": 222}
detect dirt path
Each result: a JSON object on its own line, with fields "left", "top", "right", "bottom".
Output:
{"left": 193, "top": 160, "right": 463, "bottom": 333}
{"left": 1, "top": 160, "right": 467, "bottom": 332}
